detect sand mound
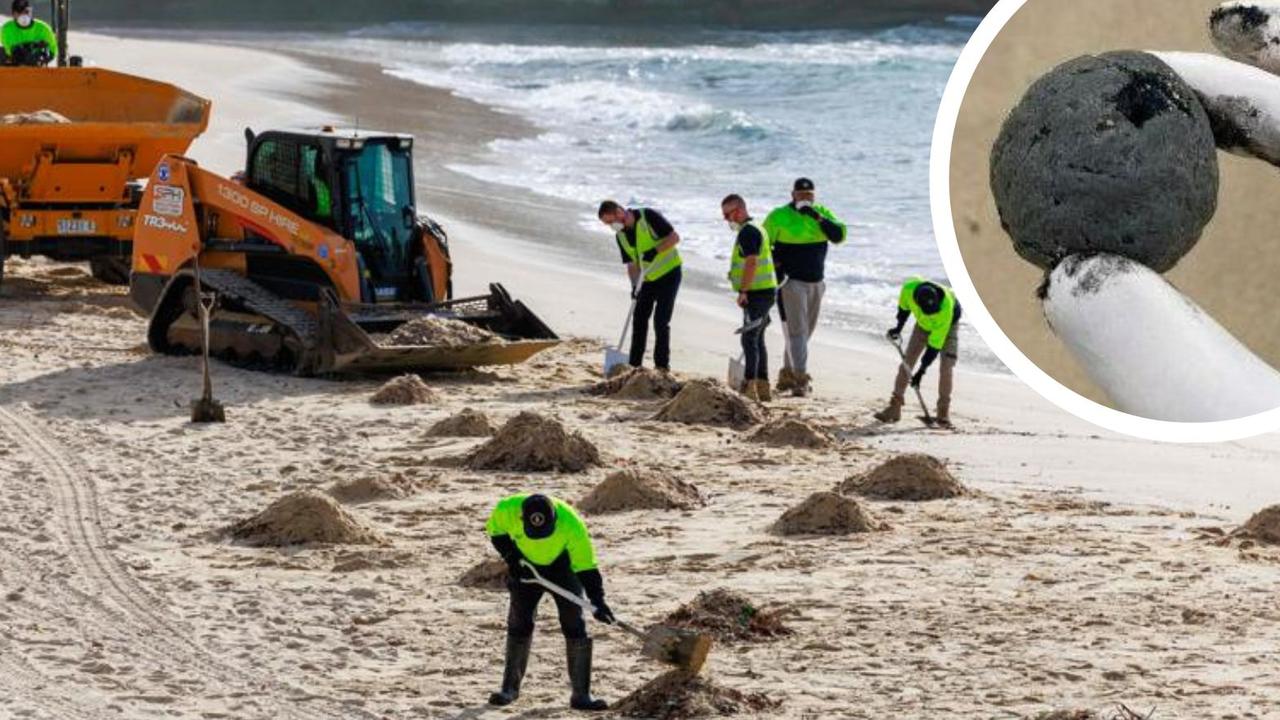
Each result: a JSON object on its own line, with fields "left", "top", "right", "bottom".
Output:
{"left": 425, "top": 408, "right": 497, "bottom": 437}
{"left": 3, "top": 110, "right": 71, "bottom": 125}
{"left": 612, "top": 670, "right": 781, "bottom": 719}
{"left": 772, "top": 491, "right": 885, "bottom": 536}
{"left": 370, "top": 374, "right": 436, "bottom": 406}
{"left": 228, "top": 491, "right": 382, "bottom": 546}
{"left": 458, "top": 558, "right": 509, "bottom": 591}
{"left": 747, "top": 417, "right": 832, "bottom": 449}
{"left": 382, "top": 315, "right": 502, "bottom": 347}
{"left": 577, "top": 468, "right": 705, "bottom": 514}
{"left": 653, "top": 378, "right": 763, "bottom": 429}
{"left": 588, "top": 367, "right": 681, "bottom": 400}
{"left": 328, "top": 473, "right": 420, "bottom": 504}
{"left": 839, "top": 453, "right": 966, "bottom": 501}
{"left": 1238, "top": 505, "right": 1280, "bottom": 545}
{"left": 466, "top": 411, "right": 601, "bottom": 473}
{"left": 662, "top": 589, "right": 792, "bottom": 643}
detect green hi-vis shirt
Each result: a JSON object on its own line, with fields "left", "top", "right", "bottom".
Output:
{"left": 1, "top": 19, "right": 57, "bottom": 61}
{"left": 486, "top": 494, "right": 598, "bottom": 572}
{"left": 762, "top": 203, "right": 847, "bottom": 246}
{"left": 899, "top": 276, "right": 957, "bottom": 351}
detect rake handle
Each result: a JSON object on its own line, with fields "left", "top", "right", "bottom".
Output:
{"left": 518, "top": 560, "right": 643, "bottom": 639}
{"left": 889, "top": 336, "right": 933, "bottom": 423}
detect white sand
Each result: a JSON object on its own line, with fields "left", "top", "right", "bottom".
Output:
{"left": 0, "top": 31, "right": 1277, "bottom": 719}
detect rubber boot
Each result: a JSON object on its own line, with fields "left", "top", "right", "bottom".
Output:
{"left": 776, "top": 367, "right": 798, "bottom": 393}
{"left": 936, "top": 398, "right": 952, "bottom": 429}
{"left": 566, "top": 637, "right": 607, "bottom": 711}
{"left": 488, "top": 635, "right": 532, "bottom": 706}
{"left": 874, "top": 396, "right": 903, "bottom": 423}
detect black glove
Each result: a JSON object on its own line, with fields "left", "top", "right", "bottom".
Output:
{"left": 577, "top": 569, "right": 614, "bottom": 624}
{"left": 911, "top": 368, "right": 925, "bottom": 389}
{"left": 641, "top": 248, "right": 658, "bottom": 263}
{"left": 491, "top": 535, "right": 529, "bottom": 581}
{"left": 799, "top": 205, "right": 821, "bottom": 220}
{"left": 592, "top": 598, "right": 616, "bottom": 625}
{"left": 887, "top": 327, "right": 901, "bottom": 341}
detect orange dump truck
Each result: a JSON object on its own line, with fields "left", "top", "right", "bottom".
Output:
{"left": 0, "top": 67, "right": 210, "bottom": 285}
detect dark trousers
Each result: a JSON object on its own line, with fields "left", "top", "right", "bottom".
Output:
{"left": 741, "top": 291, "right": 775, "bottom": 380}
{"left": 630, "top": 267, "right": 682, "bottom": 370}
{"left": 507, "top": 553, "right": 588, "bottom": 640}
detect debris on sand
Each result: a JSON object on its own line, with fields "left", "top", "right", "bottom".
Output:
{"left": 466, "top": 411, "right": 601, "bottom": 473}
{"left": 425, "top": 408, "right": 497, "bottom": 437}
{"left": 458, "top": 558, "right": 509, "bottom": 591}
{"left": 771, "top": 491, "right": 886, "bottom": 536}
{"left": 661, "top": 589, "right": 791, "bottom": 643}
{"left": 1034, "top": 712, "right": 1096, "bottom": 720}
{"left": 382, "top": 315, "right": 502, "bottom": 347}
{"left": 2, "top": 110, "right": 71, "bottom": 125}
{"left": 370, "top": 374, "right": 437, "bottom": 406}
{"left": 1237, "top": 505, "right": 1280, "bottom": 545}
{"left": 653, "top": 378, "right": 763, "bottom": 429}
{"left": 588, "top": 367, "right": 682, "bottom": 400}
{"left": 839, "top": 453, "right": 967, "bottom": 501}
{"left": 328, "top": 473, "right": 422, "bottom": 504}
{"left": 747, "top": 417, "right": 833, "bottom": 449}
{"left": 577, "top": 468, "right": 705, "bottom": 514}
{"left": 612, "top": 670, "right": 781, "bottom": 719}
{"left": 228, "top": 491, "right": 383, "bottom": 546}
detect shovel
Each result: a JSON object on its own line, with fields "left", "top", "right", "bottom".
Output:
{"left": 190, "top": 255, "right": 226, "bottom": 424}
{"left": 889, "top": 336, "right": 934, "bottom": 427}
{"left": 520, "top": 560, "right": 712, "bottom": 674}
{"left": 603, "top": 259, "right": 650, "bottom": 378}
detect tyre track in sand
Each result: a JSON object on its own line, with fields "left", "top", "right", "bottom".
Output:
{"left": 0, "top": 404, "right": 379, "bottom": 720}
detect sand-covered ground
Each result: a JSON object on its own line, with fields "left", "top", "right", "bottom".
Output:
{"left": 950, "top": 0, "right": 1280, "bottom": 405}
{"left": 1, "top": 30, "right": 1280, "bottom": 719}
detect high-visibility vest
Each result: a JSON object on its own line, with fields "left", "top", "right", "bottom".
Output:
{"left": 729, "top": 221, "right": 778, "bottom": 292}
{"left": 899, "top": 276, "right": 958, "bottom": 350}
{"left": 618, "top": 209, "right": 682, "bottom": 282}
{"left": 485, "top": 494, "right": 598, "bottom": 572}
{"left": 763, "top": 203, "right": 847, "bottom": 245}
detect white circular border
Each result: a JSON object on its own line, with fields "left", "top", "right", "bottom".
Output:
{"left": 930, "top": 0, "right": 1280, "bottom": 443}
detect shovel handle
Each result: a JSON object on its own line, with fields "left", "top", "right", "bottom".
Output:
{"left": 518, "top": 560, "right": 644, "bottom": 639}
{"left": 887, "top": 337, "right": 933, "bottom": 423}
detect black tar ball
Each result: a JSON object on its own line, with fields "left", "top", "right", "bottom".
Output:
{"left": 990, "top": 51, "right": 1219, "bottom": 273}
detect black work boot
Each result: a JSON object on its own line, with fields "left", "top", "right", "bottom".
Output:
{"left": 566, "top": 637, "right": 607, "bottom": 711}
{"left": 488, "top": 634, "right": 532, "bottom": 706}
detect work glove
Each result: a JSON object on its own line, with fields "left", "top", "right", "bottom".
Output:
{"left": 592, "top": 598, "right": 616, "bottom": 625}
{"left": 641, "top": 248, "right": 658, "bottom": 263}
{"left": 887, "top": 327, "right": 902, "bottom": 341}
{"left": 577, "top": 568, "right": 613, "bottom": 623}
{"left": 799, "top": 205, "right": 822, "bottom": 220}
{"left": 910, "top": 368, "right": 925, "bottom": 389}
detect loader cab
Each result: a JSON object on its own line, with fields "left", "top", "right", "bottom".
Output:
{"left": 244, "top": 127, "right": 419, "bottom": 303}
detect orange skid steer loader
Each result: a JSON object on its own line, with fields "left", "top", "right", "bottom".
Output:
{"left": 130, "top": 127, "right": 559, "bottom": 375}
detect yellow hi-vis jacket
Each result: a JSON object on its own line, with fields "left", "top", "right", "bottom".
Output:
{"left": 486, "top": 494, "right": 598, "bottom": 572}
{"left": 617, "top": 210, "right": 682, "bottom": 282}
{"left": 899, "top": 276, "right": 957, "bottom": 351}
{"left": 728, "top": 221, "right": 778, "bottom": 292}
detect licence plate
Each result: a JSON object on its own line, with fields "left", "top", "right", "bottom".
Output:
{"left": 56, "top": 219, "right": 96, "bottom": 235}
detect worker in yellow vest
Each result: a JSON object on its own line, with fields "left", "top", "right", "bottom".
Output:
{"left": 722, "top": 193, "right": 778, "bottom": 401}
{"left": 598, "top": 200, "right": 683, "bottom": 371}
{"left": 874, "top": 277, "right": 961, "bottom": 428}
{"left": 485, "top": 493, "right": 613, "bottom": 712}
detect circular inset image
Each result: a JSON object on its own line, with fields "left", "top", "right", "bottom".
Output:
{"left": 933, "top": 0, "right": 1280, "bottom": 438}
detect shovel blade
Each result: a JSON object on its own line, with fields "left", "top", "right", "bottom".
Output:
{"left": 640, "top": 625, "right": 713, "bottom": 674}
{"left": 191, "top": 398, "right": 226, "bottom": 424}
{"left": 604, "top": 347, "right": 630, "bottom": 378}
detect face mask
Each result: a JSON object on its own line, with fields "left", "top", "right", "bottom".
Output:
{"left": 609, "top": 221, "right": 625, "bottom": 233}
{"left": 795, "top": 200, "right": 813, "bottom": 210}
{"left": 727, "top": 221, "right": 742, "bottom": 233}
{"left": 16, "top": 13, "right": 32, "bottom": 27}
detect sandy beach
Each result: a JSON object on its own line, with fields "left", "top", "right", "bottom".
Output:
{"left": 1, "top": 29, "right": 1279, "bottom": 719}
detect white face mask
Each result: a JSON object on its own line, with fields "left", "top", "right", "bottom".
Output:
{"left": 16, "top": 13, "right": 32, "bottom": 27}
{"left": 609, "top": 221, "right": 625, "bottom": 233}
{"left": 795, "top": 199, "right": 814, "bottom": 210}
{"left": 727, "top": 221, "right": 742, "bottom": 233}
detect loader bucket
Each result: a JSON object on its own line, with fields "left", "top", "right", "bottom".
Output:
{"left": 317, "top": 284, "right": 560, "bottom": 374}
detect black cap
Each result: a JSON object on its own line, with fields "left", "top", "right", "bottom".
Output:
{"left": 793, "top": 177, "right": 815, "bottom": 192}
{"left": 12, "top": 0, "right": 31, "bottom": 13}
{"left": 913, "top": 282, "right": 943, "bottom": 315}
{"left": 521, "top": 494, "right": 557, "bottom": 540}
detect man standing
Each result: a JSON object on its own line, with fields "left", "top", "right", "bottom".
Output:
{"left": 874, "top": 277, "right": 961, "bottom": 428}
{"left": 763, "top": 178, "right": 847, "bottom": 397}
{"left": 722, "top": 194, "right": 777, "bottom": 402}
{"left": 1, "top": 0, "right": 56, "bottom": 67}
{"left": 598, "top": 200, "right": 682, "bottom": 371}
{"left": 486, "top": 493, "right": 613, "bottom": 712}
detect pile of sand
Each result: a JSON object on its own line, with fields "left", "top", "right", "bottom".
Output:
{"left": 653, "top": 378, "right": 763, "bottom": 429}
{"left": 228, "top": 491, "right": 383, "bottom": 546}
{"left": 2, "top": 110, "right": 71, "bottom": 125}
{"left": 425, "top": 408, "right": 497, "bottom": 437}
{"left": 612, "top": 670, "right": 781, "bottom": 719}
{"left": 771, "top": 491, "right": 885, "bottom": 536}
{"left": 466, "top": 411, "right": 601, "bottom": 473}
{"left": 662, "top": 589, "right": 792, "bottom": 643}
{"left": 747, "top": 417, "right": 833, "bottom": 449}
{"left": 1237, "top": 505, "right": 1280, "bottom": 545}
{"left": 370, "top": 374, "right": 436, "bottom": 406}
{"left": 839, "top": 453, "right": 967, "bottom": 501}
{"left": 577, "top": 468, "right": 706, "bottom": 514}
{"left": 327, "top": 473, "right": 421, "bottom": 504}
{"left": 383, "top": 315, "right": 501, "bottom": 347}
{"left": 458, "top": 558, "right": 509, "bottom": 591}
{"left": 588, "top": 367, "right": 682, "bottom": 400}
